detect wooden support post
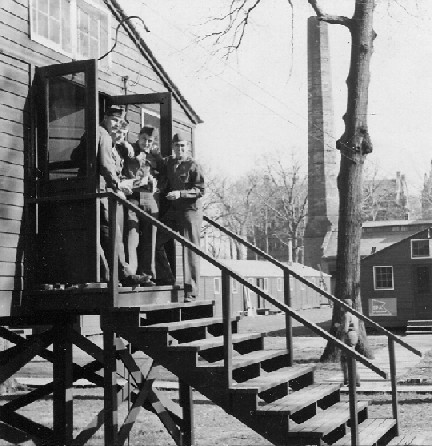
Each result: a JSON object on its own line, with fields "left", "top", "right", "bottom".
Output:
{"left": 103, "top": 313, "right": 118, "bottom": 446}
{"left": 53, "top": 321, "right": 74, "bottom": 445}
{"left": 108, "top": 196, "right": 119, "bottom": 307}
{"left": 222, "top": 271, "right": 233, "bottom": 390}
{"left": 388, "top": 338, "right": 400, "bottom": 435}
{"left": 179, "top": 380, "right": 195, "bottom": 446}
{"left": 283, "top": 270, "right": 293, "bottom": 366}
{"left": 348, "top": 357, "right": 359, "bottom": 446}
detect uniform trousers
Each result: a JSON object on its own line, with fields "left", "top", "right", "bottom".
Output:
{"left": 156, "top": 208, "right": 202, "bottom": 297}
{"left": 100, "top": 198, "right": 133, "bottom": 282}
{"left": 128, "top": 191, "right": 159, "bottom": 279}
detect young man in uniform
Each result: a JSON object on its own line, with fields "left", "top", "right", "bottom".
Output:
{"left": 71, "top": 106, "right": 152, "bottom": 286}
{"left": 156, "top": 132, "right": 205, "bottom": 302}
{"left": 122, "top": 125, "right": 163, "bottom": 281}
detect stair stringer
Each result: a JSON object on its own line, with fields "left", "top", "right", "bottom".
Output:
{"left": 114, "top": 325, "right": 299, "bottom": 446}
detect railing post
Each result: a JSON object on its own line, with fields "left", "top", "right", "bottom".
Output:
{"left": 348, "top": 357, "right": 359, "bottom": 446}
{"left": 222, "top": 271, "right": 233, "bottom": 389}
{"left": 283, "top": 270, "right": 293, "bottom": 366}
{"left": 388, "top": 338, "right": 400, "bottom": 435}
{"left": 108, "top": 196, "right": 119, "bottom": 307}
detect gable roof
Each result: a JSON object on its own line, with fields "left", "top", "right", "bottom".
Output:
{"left": 361, "top": 226, "right": 432, "bottom": 261}
{"left": 323, "top": 220, "right": 432, "bottom": 259}
{"left": 107, "top": 0, "right": 203, "bottom": 124}
{"left": 201, "top": 259, "right": 327, "bottom": 278}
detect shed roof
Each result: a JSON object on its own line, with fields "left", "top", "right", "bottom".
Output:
{"left": 323, "top": 220, "right": 432, "bottom": 259}
{"left": 201, "top": 259, "right": 326, "bottom": 278}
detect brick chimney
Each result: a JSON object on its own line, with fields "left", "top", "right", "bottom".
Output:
{"left": 303, "top": 17, "right": 339, "bottom": 272}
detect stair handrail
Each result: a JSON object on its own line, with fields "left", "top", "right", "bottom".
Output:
{"left": 203, "top": 215, "right": 421, "bottom": 357}
{"left": 30, "top": 192, "right": 398, "bottom": 444}
{"left": 108, "top": 193, "right": 386, "bottom": 377}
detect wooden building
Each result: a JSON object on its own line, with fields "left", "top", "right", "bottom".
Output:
{"left": 0, "top": 0, "right": 201, "bottom": 316}
{"left": 200, "top": 259, "right": 331, "bottom": 317}
{"left": 360, "top": 227, "right": 432, "bottom": 328}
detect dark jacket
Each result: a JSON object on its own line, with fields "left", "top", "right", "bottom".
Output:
{"left": 163, "top": 156, "right": 205, "bottom": 211}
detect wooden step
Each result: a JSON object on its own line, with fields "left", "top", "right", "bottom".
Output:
{"left": 198, "top": 349, "right": 289, "bottom": 370}
{"left": 388, "top": 432, "right": 431, "bottom": 445}
{"left": 137, "top": 300, "right": 215, "bottom": 312}
{"left": 167, "top": 332, "right": 264, "bottom": 352}
{"left": 333, "top": 418, "right": 396, "bottom": 445}
{"left": 231, "top": 365, "right": 315, "bottom": 394}
{"left": 406, "top": 330, "right": 432, "bottom": 334}
{"left": 257, "top": 383, "right": 341, "bottom": 415}
{"left": 139, "top": 316, "right": 239, "bottom": 331}
{"left": 287, "top": 401, "right": 368, "bottom": 439}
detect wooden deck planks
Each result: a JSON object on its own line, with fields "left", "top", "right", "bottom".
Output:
{"left": 388, "top": 433, "right": 431, "bottom": 445}
{"left": 259, "top": 383, "right": 341, "bottom": 414}
{"left": 333, "top": 418, "right": 396, "bottom": 445}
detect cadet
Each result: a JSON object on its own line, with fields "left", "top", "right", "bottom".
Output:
{"left": 156, "top": 132, "right": 205, "bottom": 301}
{"left": 70, "top": 106, "right": 151, "bottom": 287}
{"left": 122, "top": 126, "right": 163, "bottom": 281}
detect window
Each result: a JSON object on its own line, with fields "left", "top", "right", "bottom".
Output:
{"left": 415, "top": 266, "right": 431, "bottom": 294}
{"left": 263, "top": 278, "right": 269, "bottom": 291}
{"left": 411, "top": 239, "right": 431, "bottom": 258}
{"left": 373, "top": 266, "right": 394, "bottom": 290}
{"left": 231, "top": 278, "right": 238, "bottom": 294}
{"left": 31, "top": 0, "right": 110, "bottom": 69}
{"left": 277, "top": 278, "right": 283, "bottom": 292}
{"left": 214, "top": 277, "right": 221, "bottom": 294}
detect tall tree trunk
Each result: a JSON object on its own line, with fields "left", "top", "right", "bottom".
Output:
{"left": 319, "top": 0, "right": 376, "bottom": 361}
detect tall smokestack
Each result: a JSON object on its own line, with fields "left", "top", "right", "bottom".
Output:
{"left": 303, "top": 17, "right": 339, "bottom": 273}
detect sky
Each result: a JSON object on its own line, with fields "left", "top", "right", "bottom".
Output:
{"left": 119, "top": 0, "right": 432, "bottom": 196}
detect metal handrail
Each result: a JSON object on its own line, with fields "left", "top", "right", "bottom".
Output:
{"left": 204, "top": 214, "right": 416, "bottom": 437}
{"left": 204, "top": 215, "right": 421, "bottom": 357}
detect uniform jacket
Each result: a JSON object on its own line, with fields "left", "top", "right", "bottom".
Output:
{"left": 122, "top": 143, "right": 164, "bottom": 191}
{"left": 70, "top": 124, "right": 122, "bottom": 191}
{"left": 163, "top": 156, "right": 205, "bottom": 211}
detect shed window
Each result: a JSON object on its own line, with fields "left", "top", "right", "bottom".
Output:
{"left": 263, "top": 278, "right": 269, "bottom": 291}
{"left": 415, "top": 266, "right": 431, "bottom": 294}
{"left": 411, "top": 239, "right": 431, "bottom": 258}
{"left": 231, "top": 278, "right": 238, "bottom": 294}
{"left": 373, "top": 266, "right": 394, "bottom": 290}
{"left": 31, "top": 0, "right": 110, "bottom": 68}
{"left": 277, "top": 278, "right": 283, "bottom": 292}
{"left": 214, "top": 277, "right": 221, "bottom": 294}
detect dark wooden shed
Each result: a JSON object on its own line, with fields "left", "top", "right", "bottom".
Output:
{"left": 360, "top": 227, "right": 432, "bottom": 328}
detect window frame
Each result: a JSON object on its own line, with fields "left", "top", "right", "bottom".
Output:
{"left": 30, "top": 0, "right": 111, "bottom": 70}
{"left": 411, "top": 239, "right": 432, "bottom": 259}
{"left": 373, "top": 266, "right": 394, "bottom": 291}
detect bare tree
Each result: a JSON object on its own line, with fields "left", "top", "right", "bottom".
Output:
{"left": 256, "top": 151, "right": 308, "bottom": 262}
{"left": 201, "top": 0, "right": 378, "bottom": 360}
{"left": 205, "top": 172, "right": 260, "bottom": 259}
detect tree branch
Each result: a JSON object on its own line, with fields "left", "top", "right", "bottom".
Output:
{"left": 307, "top": 0, "right": 352, "bottom": 27}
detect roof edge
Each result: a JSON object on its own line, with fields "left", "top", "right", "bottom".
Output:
{"left": 106, "top": 0, "right": 203, "bottom": 125}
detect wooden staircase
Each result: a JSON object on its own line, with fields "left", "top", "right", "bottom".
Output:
{"left": 111, "top": 301, "right": 398, "bottom": 446}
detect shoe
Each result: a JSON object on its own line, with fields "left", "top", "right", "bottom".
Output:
{"left": 122, "top": 274, "right": 152, "bottom": 286}
{"left": 184, "top": 294, "right": 197, "bottom": 303}
{"left": 140, "top": 279, "right": 156, "bottom": 287}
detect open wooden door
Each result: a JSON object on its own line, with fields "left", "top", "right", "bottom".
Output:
{"left": 32, "top": 59, "right": 100, "bottom": 286}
